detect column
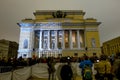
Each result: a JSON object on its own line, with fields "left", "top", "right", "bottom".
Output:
{"left": 31, "top": 29, "right": 35, "bottom": 50}
{"left": 55, "top": 30, "right": 58, "bottom": 49}
{"left": 69, "top": 30, "right": 72, "bottom": 49}
{"left": 62, "top": 30, "right": 65, "bottom": 49}
{"left": 39, "top": 30, "right": 42, "bottom": 50}
{"left": 48, "top": 30, "right": 50, "bottom": 49}
{"left": 31, "top": 29, "right": 35, "bottom": 57}
{"left": 77, "top": 30, "right": 80, "bottom": 49}
{"left": 39, "top": 30, "right": 42, "bottom": 57}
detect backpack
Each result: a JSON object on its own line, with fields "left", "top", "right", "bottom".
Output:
{"left": 83, "top": 64, "right": 92, "bottom": 79}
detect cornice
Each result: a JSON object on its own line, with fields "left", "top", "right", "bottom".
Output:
{"left": 33, "top": 10, "right": 85, "bottom": 16}
{"left": 85, "top": 22, "right": 101, "bottom": 26}
{"left": 17, "top": 22, "right": 101, "bottom": 27}
{"left": 62, "top": 22, "right": 84, "bottom": 26}
{"left": 17, "top": 22, "right": 35, "bottom": 27}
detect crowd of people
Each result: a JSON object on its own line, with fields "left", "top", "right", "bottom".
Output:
{"left": 46, "top": 53, "right": 120, "bottom": 80}
{"left": 78, "top": 53, "right": 120, "bottom": 80}
{"left": 0, "top": 52, "right": 120, "bottom": 80}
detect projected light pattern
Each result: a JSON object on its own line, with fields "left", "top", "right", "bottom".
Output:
{"left": 18, "top": 22, "right": 64, "bottom": 58}
{"left": 17, "top": 10, "right": 101, "bottom": 58}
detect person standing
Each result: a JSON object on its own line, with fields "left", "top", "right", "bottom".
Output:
{"left": 94, "top": 54, "right": 113, "bottom": 80}
{"left": 60, "top": 60, "right": 73, "bottom": 80}
{"left": 47, "top": 57, "right": 56, "bottom": 80}
{"left": 79, "top": 56, "right": 93, "bottom": 80}
{"left": 113, "top": 53, "right": 120, "bottom": 80}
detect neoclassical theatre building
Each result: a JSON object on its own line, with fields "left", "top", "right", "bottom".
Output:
{"left": 17, "top": 10, "right": 101, "bottom": 58}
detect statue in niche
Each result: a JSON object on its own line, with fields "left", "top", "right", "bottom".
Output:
{"left": 91, "top": 38, "right": 96, "bottom": 47}
{"left": 23, "top": 39, "right": 28, "bottom": 49}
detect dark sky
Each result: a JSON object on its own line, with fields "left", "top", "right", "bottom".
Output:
{"left": 0, "top": 0, "right": 120, "bottom": 46}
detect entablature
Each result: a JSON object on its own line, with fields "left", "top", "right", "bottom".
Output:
{"left": 18, "top": 22, "right": 101, "bottom": 27}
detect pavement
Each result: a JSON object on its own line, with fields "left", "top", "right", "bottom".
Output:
{"left": 28, "top": 75, "right": 83, "bottom": 80}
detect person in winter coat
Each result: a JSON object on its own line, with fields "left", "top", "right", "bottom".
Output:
{"left": 94, "top": 54, "right": 113, "bottom": 80}
{"left": 79, "top": 56, "right": 93, "bottom": 80}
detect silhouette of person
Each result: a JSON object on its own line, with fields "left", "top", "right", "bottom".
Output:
{"left": 47, "top": 57, "right": 56, "bottom": 80}
{"left": 60, "top": 60, "right": 73, "bottom": 80}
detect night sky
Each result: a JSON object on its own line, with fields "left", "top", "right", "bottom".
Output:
{"left": 0, "top": 0, "right": 120, "bottom": 46}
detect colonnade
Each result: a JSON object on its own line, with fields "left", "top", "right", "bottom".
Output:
{"left": 33, "top": 30, "right": 85, "bottom": 57}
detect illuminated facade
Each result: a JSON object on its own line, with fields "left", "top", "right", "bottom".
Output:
{"left": 17, "top": 10, "right": 101, "bottom": 58}
{"left": 102, "top": 36, "right": 120, "bottom": 56}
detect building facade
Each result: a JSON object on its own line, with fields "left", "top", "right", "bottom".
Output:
{"left": 0, "top": 39, "right": 18, "bottom": 60}
{"left": 102, "top": 36, "right": 120, "bottom": 56}
{"left": 17, "top": 10, "right": 101, "bottom": 58}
